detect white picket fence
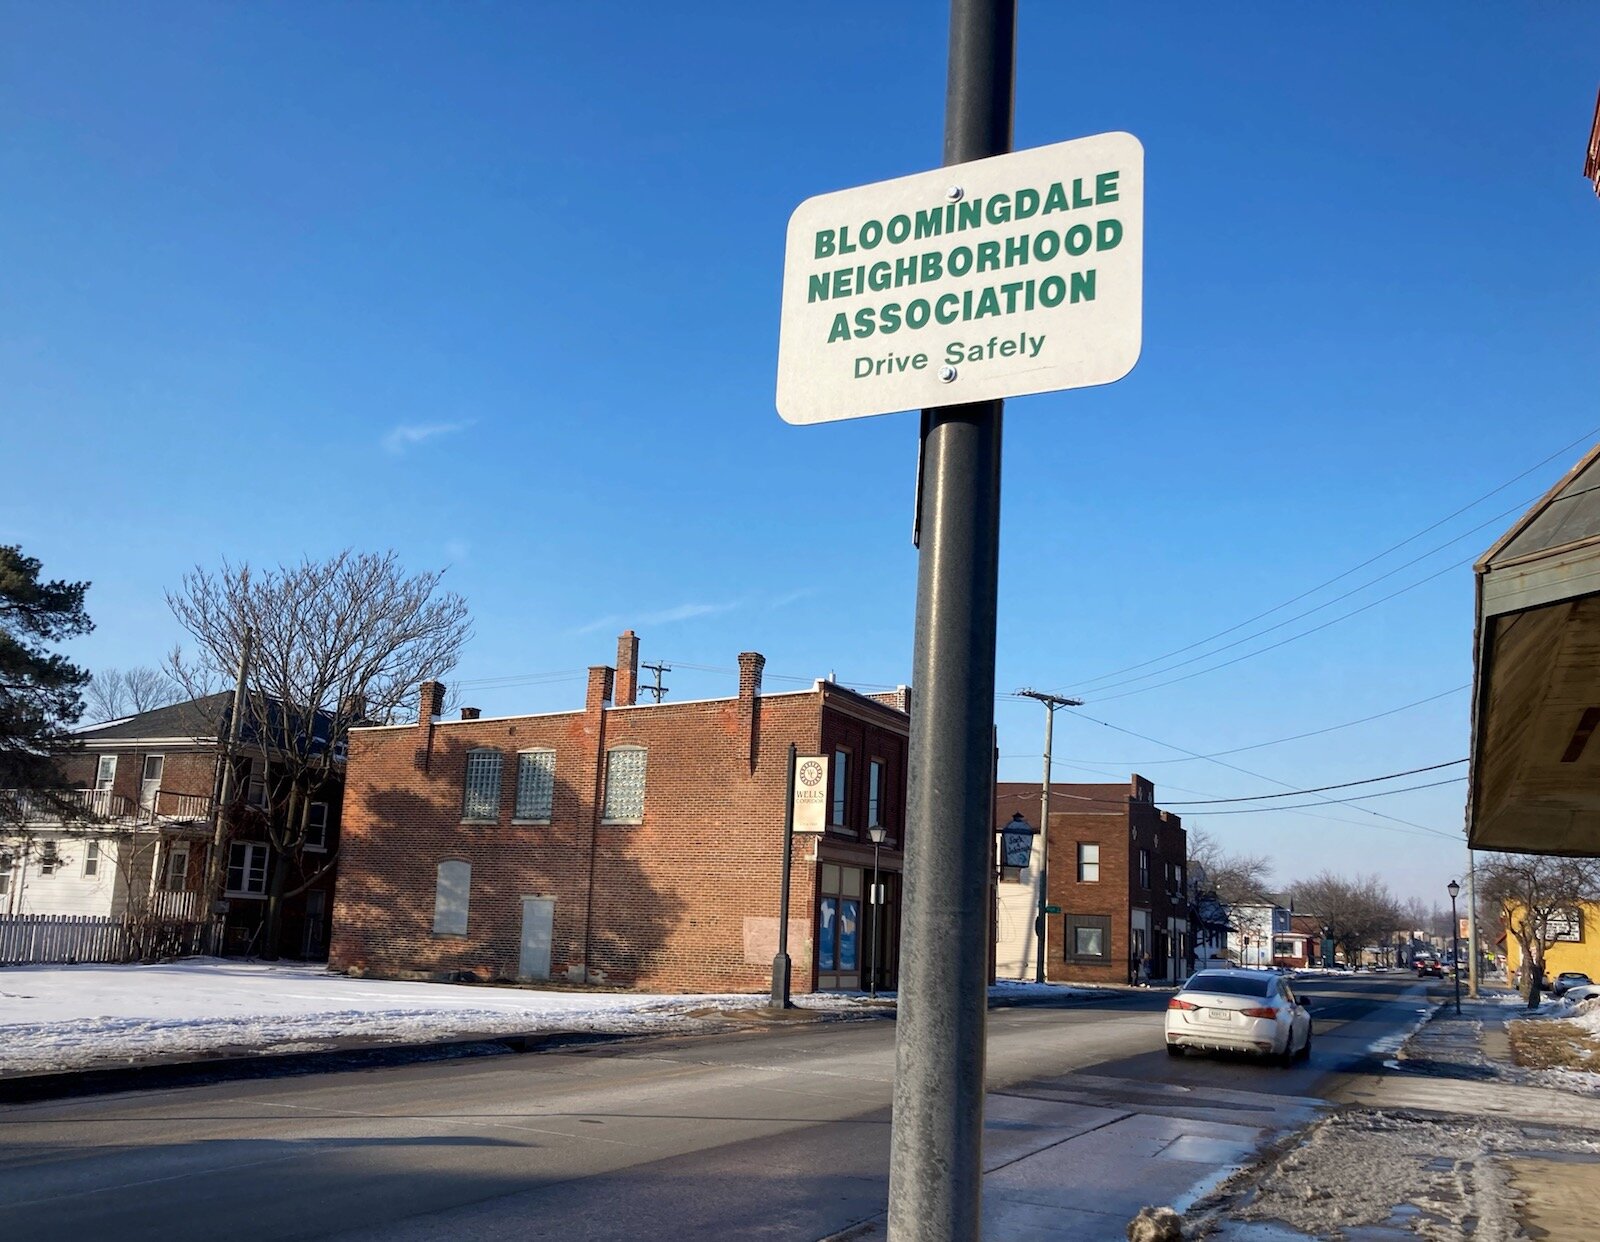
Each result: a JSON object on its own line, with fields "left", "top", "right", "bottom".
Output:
{"left": 0, "top": 913, "right": 222, "bottom": 966}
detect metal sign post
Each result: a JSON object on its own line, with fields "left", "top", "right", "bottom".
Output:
{"left": 887, "top": 2, "right": 1015, "bottom": 1237}
{"left": 770, "top": 743, "right": 798, "bottom": 1009}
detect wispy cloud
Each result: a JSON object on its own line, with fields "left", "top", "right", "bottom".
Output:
{"left": 382, "top": 420, "right": 475, "bottom": 455}
{"left": 768, "top": 587, "right": 820, "bottom": 610}
{"left": 572, "top": 601, "right": 738, "bottom": 636}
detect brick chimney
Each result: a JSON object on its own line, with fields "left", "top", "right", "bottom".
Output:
{"left": 737, "top": 651, "right": 764, "bottom": 773}
{"left": 460, "top": 707, "right": 481, "bottom": 720}
{"left": 614, "top": 630, "right": 640, "bottom": 708}
{"left": 415, "top": 680, "right": 446, "bottom": 772}
{"left": 419, "top": 681, "right": 445, "bottom": 723}
{"left": 585, "top": 665, "right": 615, "bottom": 714}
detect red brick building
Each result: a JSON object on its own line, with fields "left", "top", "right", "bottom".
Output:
{"left": 995, "top": 776, "right": 1187, "bottom": 985}
{"left": 329, "top": 633, "right": 910, "bottom": 994}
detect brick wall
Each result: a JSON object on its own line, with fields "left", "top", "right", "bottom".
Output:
{"left": 329, "top": 660, "right": 911, "bottom": 994}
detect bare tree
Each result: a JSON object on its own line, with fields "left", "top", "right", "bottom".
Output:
{"left": 1477, "top": 851, "right": 1600, "bottom": 1008}
{"left": 1290, "top": 871, "right": 1400, "bottom": 966}
{"left": 167, "top": 551, "right": 471, "bottom": 957}
{"left": 84, "top": 666, "right": 178, "bottom": 722}
{"left": 1188, "top": 827, "right": 1274, "bottom": 905}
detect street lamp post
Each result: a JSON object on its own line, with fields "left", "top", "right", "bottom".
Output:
{"left": 868, "top": 825, "right": 888, "bottom": 999}
{"left": 1447, "top": 879, "right": 1462, "bottom": 1015}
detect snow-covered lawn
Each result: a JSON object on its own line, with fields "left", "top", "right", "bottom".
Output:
{"left": 0, "top": 961, "right": 1107, "bottom": 1078}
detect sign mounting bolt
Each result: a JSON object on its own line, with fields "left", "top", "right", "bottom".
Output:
{"left": 946, "top": 186, "right": 964, "bottom": 202}
{"left": 939, "top": 365, "right": 958, "bottom": 382}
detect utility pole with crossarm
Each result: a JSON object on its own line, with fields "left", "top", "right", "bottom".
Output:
{"left": 1015, "top": 689, "right": 1083, "bottom": 983}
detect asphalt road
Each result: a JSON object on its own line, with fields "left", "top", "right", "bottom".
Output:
{"left": 0, "top": 974, "right": 1435, "bottom": 1241}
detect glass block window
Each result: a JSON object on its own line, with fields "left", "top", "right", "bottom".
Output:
{"left": 462, "top": 749, "right": 501, "bottom": 822}
{"left": 601, "top": 747, "right": 646, "bottom": 823}
{"left": 1077, "top": 843, "right": 1100, "bottom": 883}
{"left": 514, "top": 750, "right": 556, "bottom": 822}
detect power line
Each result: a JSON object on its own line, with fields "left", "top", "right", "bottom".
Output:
{"left": 1052, "top": 426, "right": 1598, "bottom": 694}
{"left": 1054, "top": 707, "right": 1462, "bottom": 841}
{"left": 1068, "top": 494, "right": 1535, "bottom": 700}
{"left": 1090, "top": 557, "right": 1466, "bottom": 703}
{"left": 1008, "top": 683, "right": 1469, "bottom": 766}
{"left": 1157, "top": 758, "right": 1465, "bottom": 805}
{"left": 1185, "top": 776, "right": 1465, "bottom": 815}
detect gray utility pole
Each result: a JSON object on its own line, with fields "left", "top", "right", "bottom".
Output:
{"left": 887, "top": 2, "right": 1015, "bottom": 1238}
{"left": 641, "top": 662, "right": 671, "bottom": 704}
{"left": 205, "top": 626, "right": 253, "bottom": 915}
{"left": 1015, "top": 690, "right": 1082, "bottom": 984}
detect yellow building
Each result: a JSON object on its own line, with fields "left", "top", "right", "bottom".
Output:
{"left": 1500, "top": 901, "right": 1600, "bottom": 983}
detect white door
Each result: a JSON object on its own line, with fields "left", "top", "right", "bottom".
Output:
{"left": 519, "top": 897, "right": 554, "bottom": 981}
{"left": 140, "top": 755, "right": 165, "bottom": 813}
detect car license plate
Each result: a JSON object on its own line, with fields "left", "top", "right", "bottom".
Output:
{"left": 1204, "top": 1009, "right": 1234, "bottom": 1023}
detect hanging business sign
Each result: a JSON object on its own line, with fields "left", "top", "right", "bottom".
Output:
{"left": 792, "top": 754, "right": 828, "bottom": 833}
{"left": 777, "top": 131, "right": 1143, "bottom": 425}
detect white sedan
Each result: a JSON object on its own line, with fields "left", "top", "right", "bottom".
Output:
{"left": 1164, "top": 968, "right": 1313, "bottom": 1064}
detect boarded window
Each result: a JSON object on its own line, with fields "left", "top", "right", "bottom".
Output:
{"left": 514, "top": 750, "right": 556, "bottom": 822}
{"left": 433, "top": 860, "right": 471, "bottom": 935}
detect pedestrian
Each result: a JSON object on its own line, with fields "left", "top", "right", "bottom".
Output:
{"left": 1138, "top": 953, "right": 1152, "bottom": 988}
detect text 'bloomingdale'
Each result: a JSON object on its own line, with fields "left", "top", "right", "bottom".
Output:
{"left": 776, "top": 131, "right": 1143, "bottom": 425}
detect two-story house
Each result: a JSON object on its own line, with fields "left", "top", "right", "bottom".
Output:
{"left": 994, "top": 776, "right": 1188, "bottom": 985}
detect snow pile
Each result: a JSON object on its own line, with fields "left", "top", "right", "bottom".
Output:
{"left": 0, "top": 960, "right": 868, "bottom": 1076}
{"left": 0, "top": 961, "right": 1109, "bottom": 1077}
{"left": 1224, "top": 1110, "right": 1600, "bottom": 1240}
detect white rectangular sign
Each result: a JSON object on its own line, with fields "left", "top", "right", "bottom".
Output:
{"left": 777, "top": 131, "right": 1143, "bottom": 425}
{"left": 792, "top": 754, "right": 828, "bottom": 834}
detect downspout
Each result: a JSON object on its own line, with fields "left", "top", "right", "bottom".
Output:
{"left": 580, "top": 666, "right": 613, "bottom": 984}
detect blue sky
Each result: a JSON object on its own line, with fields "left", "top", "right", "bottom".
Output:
{"left": 5, "top": 3, "right": 1598, "bottom": 904}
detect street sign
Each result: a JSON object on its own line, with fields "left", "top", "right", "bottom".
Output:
{"left": 1043, "top": 904, "right": 1062, "bottom": 915}
{"left": 777, "top": 131, "right": 1142, "bottom": 425}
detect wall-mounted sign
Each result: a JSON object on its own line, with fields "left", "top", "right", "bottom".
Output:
{"left": 792, "top": 754, "right": 828, "bottom": 834}
{"left": 777, "top": 131, "right": 1143, "bottom": 425}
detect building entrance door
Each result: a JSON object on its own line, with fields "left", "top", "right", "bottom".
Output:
{"left": 519, "top": 897, "right": 554, "bottom": 980}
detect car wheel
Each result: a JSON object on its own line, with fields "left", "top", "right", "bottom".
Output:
{"left": 1297, "top": 1028, "right": 1313, "bottom": 1061}
{"left": 1165, "top": 1043, "right": 1185, "bottom": 1058}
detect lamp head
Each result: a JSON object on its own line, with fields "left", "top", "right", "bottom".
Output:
{"left": 868, "top": 825, "right": 887, "bottom": 845}
{"left": 1447, "top": 880, "right": 1460, "bottom": 900}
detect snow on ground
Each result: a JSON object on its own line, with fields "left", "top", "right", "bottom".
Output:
{"left": 0, "top": 961, "right": 1106, "bottom": 1077}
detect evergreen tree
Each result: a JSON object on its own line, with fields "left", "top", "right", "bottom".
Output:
{"left": 0, "top": 546, "right": 92, "bottom": 810}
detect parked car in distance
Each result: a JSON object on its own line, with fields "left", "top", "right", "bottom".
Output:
{"left": 1564, "top": 983, "right": 1600, "bottom": 1004}
{"left": 1417, "top": 960, "right": 1444, "bottom": 978}
{"left": 1165, "top": 968, "right": 1312, "bottom": 1065}
{"left": 1549, "top": 972, "right": 1594, "bottom": 997}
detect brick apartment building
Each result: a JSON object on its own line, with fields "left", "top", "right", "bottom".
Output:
{"left": 329, "top": 632, "right": 910, "bottom": 994}
{"left": 995, "top": 776, "right": 1187, "bottom": 985}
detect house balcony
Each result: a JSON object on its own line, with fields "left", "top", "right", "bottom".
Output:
{"left": 1, "top": 788, "right": 214, "bottom": 829}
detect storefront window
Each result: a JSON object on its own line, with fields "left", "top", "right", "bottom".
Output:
{"left": 817, "top": 863, "right": 864, "bottom": 989}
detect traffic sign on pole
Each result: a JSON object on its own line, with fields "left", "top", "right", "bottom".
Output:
{"left": 777, "top": 131, "right": 1142, "bottom": 425}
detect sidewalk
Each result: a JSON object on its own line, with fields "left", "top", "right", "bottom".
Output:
{"left": 1198, "top": 987, "right": 1600, "bottom": 1241}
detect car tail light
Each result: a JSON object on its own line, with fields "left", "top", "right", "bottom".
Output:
{"left": 1168, "top": 998, "right": 1198, "bottom": 1011}
{"left": 1240, "top": 1007, "right": 1279, "bottom": 1019}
